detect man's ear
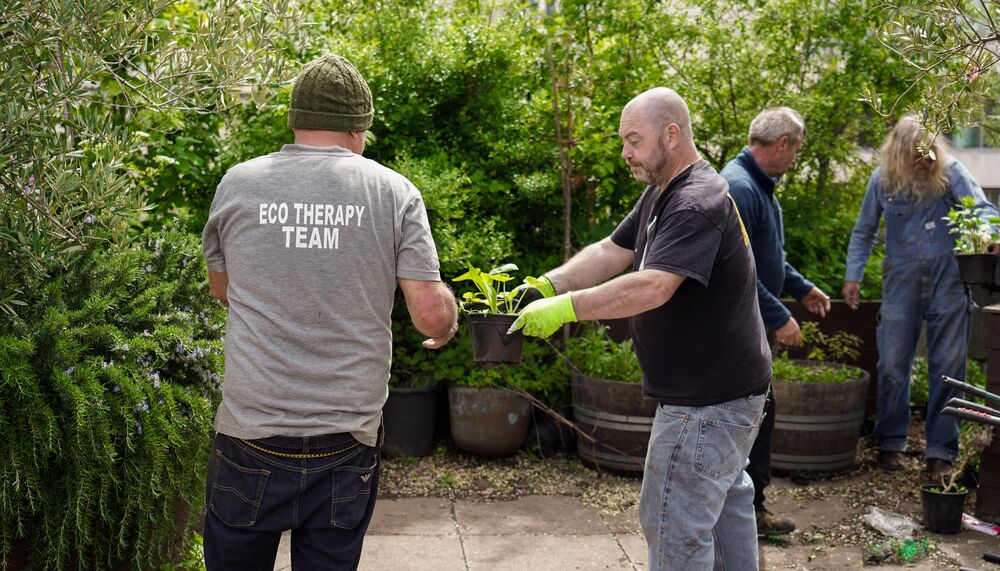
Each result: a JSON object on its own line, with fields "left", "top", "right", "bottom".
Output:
{"left": 665, "top": 123, "right": 682, "bottom": 147}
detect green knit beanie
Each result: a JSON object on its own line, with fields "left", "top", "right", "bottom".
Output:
{"left": 288, "top": 54, "right": 373, "bottom": 132}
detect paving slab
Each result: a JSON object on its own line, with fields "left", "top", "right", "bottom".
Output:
{"left": 463, "top": 534, "right": 633, "bottom": 570}
{"left": 600, "top": 505, "right": 642, "bottom": 535}
{"left": 368, "top": 497, "right": 456, "bottom": 535}
{"left": 615, "top": 534, "right": 647, "bottom": 569}
{"left": 359, "top": 535, "right": 467, "bottom": 571}
{"left": 455, "top": 495, "right": 610, "bottom": 536}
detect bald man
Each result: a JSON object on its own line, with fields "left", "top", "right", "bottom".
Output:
{"left": 511, "top": 88, "right": 770, "bottom": 569}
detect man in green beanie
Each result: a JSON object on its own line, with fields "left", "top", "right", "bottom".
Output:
{"left": 201, "top": 54, "right": 458, "bottom": 570}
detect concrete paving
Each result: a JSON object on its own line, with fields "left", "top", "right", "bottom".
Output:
{"left": 273, "top": 480, "right": 1000, "bottom": 570}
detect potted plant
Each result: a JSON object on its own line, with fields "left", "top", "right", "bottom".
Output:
{"left": 920, "top": 421, "right": 991, "bottom": 534}
{"left": 447, "top": 339, "right": 567, "bottom": 457}
{"left": 566, "top": 323, "right": 655, "bottom": 474}
{"left": 453, "top": 262, "right": 549, "bottom": 364}
{"left": 770, "top": 323, "right": 870, "bottom": 474}
{"left": 944, "top": 195, "right": 1000, "bottom": 285}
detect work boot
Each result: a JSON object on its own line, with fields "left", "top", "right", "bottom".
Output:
{"left": 877, "top": 451, "right": 907, "bottom": 471}
{"left": 926, "top": 458, "right": 954, "bottom": 480}
{"left": 756, "top": 510, "right": 796, "bottom": 535}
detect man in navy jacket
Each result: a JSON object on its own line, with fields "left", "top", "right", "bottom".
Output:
{"left": 721, "top": 107, "right": 831, "bottom": 535}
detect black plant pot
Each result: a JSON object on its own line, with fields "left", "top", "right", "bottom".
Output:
{"left": 956, "top": 254, "right": 997, "bottom": 285}
{"left": 921, "top": 484, "right": 968, "bottom": 534}
{"left": 383, "top": 383, "right": 441, "bottom": 458}
{"left": 467, "top": 313, "right": 524, "bottom": 364}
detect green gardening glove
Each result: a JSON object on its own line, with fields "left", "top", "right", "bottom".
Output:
{"left": 507, "top": 292, "right": 577, "bottom": 338}
{"left": 511, "top": 276, "right": 557, "bottom": 311}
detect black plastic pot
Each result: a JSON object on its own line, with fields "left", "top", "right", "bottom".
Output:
{"left": 956, "top": 254, "right": 997, "bottom": 285}
{"left": 921, "top": 484, "right": 968, "bottom": 534}
{"left": 467, "top": 313, "right": 524, "bottom": 364}
{"left": 382, "top": 382, "right": 442, "bottom": 458}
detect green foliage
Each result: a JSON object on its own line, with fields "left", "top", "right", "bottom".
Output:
{"left": 0, "top": 0, "right": 302, "bottom": 319}
{"left": 565, "top": 324, "right": 642, "bottom": 384}
{"left": 771, "top": 354, "right": 866, "bottom": 384}
{"left": 1, "top": 220, "right": 223, "bottom": 570}
{"left": 772, "top": 323, "right": 865, "bottom": 383}
{"left": 447, "top": 338, "right": 568, "bottom": 403}
{"left": 799, "top": 321, "right": 863, "bottom": 363}
{"left": 944, "top": 195, "right": 1000, "bottom": 254}
{"left": 864, "top": 0, "right": 999, "bottom": 139}
{"left": 454, "top": 263, "right": 545, "bottom": 315}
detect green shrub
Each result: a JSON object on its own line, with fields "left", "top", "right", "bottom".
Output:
{"left": 1, "top": 221, "right": 223, "bottom": 569}
{"left": 566, "top": 324, "right": 642, "bottom": 383}
{"left": 446, "top": 336, "right": 568, "bottom": 404}
{"left": 771, "top": 354, "right": 866, "bottom": 384}
{"left": 772, "top": 322, "right": 865, "bottom": 384}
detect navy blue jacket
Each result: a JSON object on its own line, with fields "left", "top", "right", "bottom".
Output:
{"left": 720, "top": 147, "right": 814, "bottom": 331}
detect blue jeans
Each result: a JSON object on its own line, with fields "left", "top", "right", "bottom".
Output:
{"left": 875, "top": 254, "right": 972, "bottom": 461}
{"left": 203, "top": 431, "right": 380, "bottom": 570}
{"left": 639, "top": 392, "right": 766, "bottom": 570}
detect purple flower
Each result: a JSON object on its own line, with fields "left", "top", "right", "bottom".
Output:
{"left": 84, "top": 215, "right": 95, "bottom": 224}
{"left": 144, "top": 264, "right": 153, "bottom": 273}
{"left": 28, "top": 175, "right": 34, "bottom": 186}
{"left": 135, "top": 419, "right": 143, "bottom": 435}
{"left": 113, "top": 385, "right": 121, "bottom": 393}
{"left": 65, "top": 366, "right": 76, "bottom": 375}
{"left": 135, "top": 400, "right": 149, "bottom": 412}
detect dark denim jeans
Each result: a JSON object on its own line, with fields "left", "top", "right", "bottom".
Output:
{"left": 203, "top": 431, "right": 380, "bottom": 571}
{"left": 746, "top": 388, "right": 775, "bottom": 512}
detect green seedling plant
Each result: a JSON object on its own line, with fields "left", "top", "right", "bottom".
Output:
{"left": 772, "top": 322, "right": 864, "bottom": 383}
{"left": 453, "top": 262, "right": 547, "bottom": 314}
{"left": 943, "top": 195, "right": 1000, "bottom": 254}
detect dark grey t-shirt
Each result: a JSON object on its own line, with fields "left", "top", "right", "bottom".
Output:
{"left": 610, "top": 160, "right": 771, "bottom": 405}
{"left": 202, "top": 144, "right": 440, "bottom": 445}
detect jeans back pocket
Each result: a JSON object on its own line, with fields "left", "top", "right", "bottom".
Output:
{"left": 694, "top": 418, "right": 754, "bottom": 481}
{"left": 209, "top": 450, "right": 270, "bottom": 527}
{"left": 330, "top": 458, "right": 378, "bottom": 529}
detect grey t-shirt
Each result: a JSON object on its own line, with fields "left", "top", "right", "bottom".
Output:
{"left": 202, "top": 144, "right": 440, "bottom": 446}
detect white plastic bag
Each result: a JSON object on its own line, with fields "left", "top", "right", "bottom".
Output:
{"left": 863, "top": 506, "right": 919, "bottom": 539}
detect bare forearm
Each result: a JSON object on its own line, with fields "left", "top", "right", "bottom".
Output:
{"left": 546, "top": 237, "right": 631, "bottom": 293}
{"left": 572, "top": 270, "right": 684, "bottom": 321}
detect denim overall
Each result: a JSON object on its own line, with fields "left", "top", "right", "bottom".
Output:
{"left": 846, "top": 161, "right": 995, "bottom": 461}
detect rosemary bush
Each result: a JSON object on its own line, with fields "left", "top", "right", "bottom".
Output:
{"left": 1, "top": 221, "right": 224, "bottom": 569}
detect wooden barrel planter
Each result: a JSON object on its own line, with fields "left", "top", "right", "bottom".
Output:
{"left": 771, "top": 361, "right": 871, "bottom": 474}
{"left": 570, "top": 372, "right": 657, "bottom": 474}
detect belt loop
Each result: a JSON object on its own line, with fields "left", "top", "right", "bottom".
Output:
{"left": 303, "top": 436, "right": 310, "bottom": 454}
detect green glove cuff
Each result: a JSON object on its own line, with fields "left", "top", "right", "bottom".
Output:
{"left": 537, "top": 276, "right": 557, "bottom": 298}
{"left": 551, "top": 292, "right": 577, "bottom": 323}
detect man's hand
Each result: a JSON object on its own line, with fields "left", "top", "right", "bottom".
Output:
{"left": 507, "top": 293, "right": 577, "bottom": 338}
{"left": 511, "top": 276, "right": 556, "bottom": 311}
{"left": 841, "top": 281, "right": 861, "bottom": 311}
{"left": 774, "top": 316, "right": 802, "bottom": 347}
{"left": 423, "top": 321, "right": 458, "bottom": 349}
{"left": 800, "top": 286, "right": 831, "bottom": 317}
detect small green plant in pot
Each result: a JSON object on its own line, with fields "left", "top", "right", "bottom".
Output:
{"left": 943, "top": 195, "right": 1000, "bottom": 285}
{"left": 771, "top": 323, "right": 871, "bottom": 473}
{"left": 920, "top": 421, "right": 991, "bottom": 534}
{"left": 566, "top": 323, "right": 654, "bottom": 474}
{"left": 453, "top": 262, "right": 549, "bottom": 364}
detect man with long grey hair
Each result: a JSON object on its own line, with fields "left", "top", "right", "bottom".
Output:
{"left": 843, "top": 116, "right": 998, "bottom": 477}
{"left": 721, "top": 106, "right": 830, "bottom": 535}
